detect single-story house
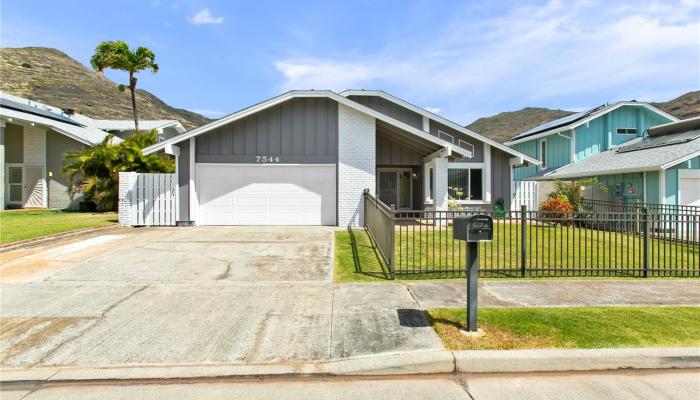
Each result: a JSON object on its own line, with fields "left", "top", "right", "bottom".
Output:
{"left": 533, "top": 117, "right": 700, "bottom": 207}
{"left": 1, "top": 92, "right": 183, "bottom": 210}
{"left": 142, "top": 90, "right": 539, "bottom": 227}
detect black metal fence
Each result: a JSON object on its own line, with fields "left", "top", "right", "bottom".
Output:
{"left": 582, "top": 199, "right": 700, "bottom": 216}
{"left": 363, "top": 192, "right": 700, "bottom": 278}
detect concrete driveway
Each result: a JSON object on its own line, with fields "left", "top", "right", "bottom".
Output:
{"left": 0, "top": 227, "right": 441, "bottom": 368}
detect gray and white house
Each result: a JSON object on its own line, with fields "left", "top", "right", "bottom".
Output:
{"left": 1, "top": 92, "right": 184, "bottom": 210}
{"left": 142, "top": 90, "right": 539, "bottom": 227}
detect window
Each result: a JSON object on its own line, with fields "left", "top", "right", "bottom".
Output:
{"left": 540, "top": 140, "right": 547, "bottom": 169}
{"left": 437, "top": 130, "right": 454, "bottom": 143}
{"left": 458, "top": 139, "right": 475, "bottom": 160}
{"left": 616, "top": 128, "right": 638, "bottom": 135}
{"left": 448, "top": 168, "right": 483, "bottom": 201}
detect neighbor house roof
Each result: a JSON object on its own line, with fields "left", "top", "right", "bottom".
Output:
{"left": 504, "top": 101, "right": 679, "bottom": 145}
{"left": 94, "top": 119, "right": 185, "bottom": 133}
{"left": 1, "top": 92, "right": 187, "bottom": 146}
{"left": 143, "top": 90, "right": 475, "bottom": 158}
{"left": 340, "top": 89, "right": 540, "bottom": 165}
{"left": 534, "top": 117, "right": 700, "bottom": 180}
{"left": 0, "top": 93, "right": 117, "bottom": 145}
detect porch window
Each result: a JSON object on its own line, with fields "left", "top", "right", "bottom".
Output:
{"left": 447, "top": 168, "right": 483, "bottom": 201}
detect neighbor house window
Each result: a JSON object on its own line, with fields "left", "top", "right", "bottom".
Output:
{"left": 447, "top": 168, "right": 483, "bottom": 201}
{"left": 540, "top": 139, "right": 547, "bottom": 169}
{"left": 616, "top": 128, "right": 638, "bottom": 135}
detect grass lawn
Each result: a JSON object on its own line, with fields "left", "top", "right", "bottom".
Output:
{"left": 334, "top": 227, "right": 698, "bottom": 282}
{"left": 0, "top": 210, "right": 118, "bottom": 244}
{"left": 427, "top": 306, "right": 700, "bottom": 350}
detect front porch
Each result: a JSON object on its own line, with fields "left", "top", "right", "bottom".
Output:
{"left": 374, "top": 120, "right": 489, "bottom": 213}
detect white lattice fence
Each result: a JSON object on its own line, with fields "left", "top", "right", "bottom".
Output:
{"left": 118, "top": 172, "right": 177, "bottom": 226}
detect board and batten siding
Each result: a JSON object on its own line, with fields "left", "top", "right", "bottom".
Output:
{"left": 346, "top": 95, "right": 423, "bottom": 130}
{"left": 490, "top": 148, "right": 512, "bottom": 208}
{"left": 195, "top": 97, "right": 338, "bottom": 164}
{"left": 664, "top": 156, "right": 700, "bottom": 206}
{"left": 376, "top": 131, "right": 424, "bottom": 166}
{"left": 428, "top": 120, "right": 483, "bottom": 163}
{"left": 177, "top": 139, "right": 190, "bottom": 221}
{"left": 46, "top": 130, "right": 85, "bottom": 209}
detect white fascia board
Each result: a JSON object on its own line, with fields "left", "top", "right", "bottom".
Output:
{"left": 422, "top": 147, "right": 452, "bottom": 163}
{"left": 505, "top": 102, "right": 679, "bottom": 146}
{"left": 543, "top": 166, "right": 661, "bottom": 180}
{"left": 0, "top": 109, "right": 94, "bottom": 146}
{"left": 340, "top": 89, "right": 541, "bottom": 165}
{"left": 143, "top": 90, "right": 473, "bottom": 158}
{"left": 661, "top": 149, "right": 700, "bottom": 170}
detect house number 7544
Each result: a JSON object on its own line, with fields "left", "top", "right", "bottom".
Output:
{"left": 256, "top": 155, "right": 280, "bottom": 163}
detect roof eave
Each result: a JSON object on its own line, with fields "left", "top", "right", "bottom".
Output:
{"left": 340, "top": 89, "right": 540, "bottom": 165}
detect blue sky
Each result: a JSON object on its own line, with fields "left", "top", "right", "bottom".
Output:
{"left": 2, "top": 0, "right": 699, "bottom": 124}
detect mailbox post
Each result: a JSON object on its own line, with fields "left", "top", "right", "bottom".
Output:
{"left": 453, "top": 214, "right": 493, "bottom": 332}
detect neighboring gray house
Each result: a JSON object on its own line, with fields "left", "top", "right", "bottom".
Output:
{"left": 94, "top": 119, "right": 185, "bottom": 141}
{"left": 142, "top": 90, "right": 539, "bottom": 227}
{"left": 0, "top": 92, "right": 183, "bottom": 210}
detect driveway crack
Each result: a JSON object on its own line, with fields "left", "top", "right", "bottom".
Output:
{"left": 30, "top": 284, "right": 149, "bottom": 367}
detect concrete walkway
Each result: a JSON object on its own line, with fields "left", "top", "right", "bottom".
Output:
{"left": 1, "top": 227, "right": 698, "bottom": 370}
{"left": 406, "top": 279, "right": 700, "bottom": 309}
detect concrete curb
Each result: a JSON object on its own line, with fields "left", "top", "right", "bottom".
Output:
{"left": 453, "top": 347, "right": 700, "bottom": 373}
{"left": 1, "top": 348, "right": 698, "bottom": 384}
{"left": 0, "top": 224, "right": 120, "bottom": 252}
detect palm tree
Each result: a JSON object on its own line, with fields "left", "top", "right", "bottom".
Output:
{"left": 90, "top": 41, "right": 159, "bottom": 133}
{"left": 63, "top": 130, "right": 174, "bottom": 210}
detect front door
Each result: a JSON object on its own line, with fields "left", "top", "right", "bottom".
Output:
{"left": 377, "top": 169, "right": 412, "bottom": 209}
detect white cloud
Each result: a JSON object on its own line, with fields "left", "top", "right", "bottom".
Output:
{"left": 272, "top": 0, "right": 699, "bottom": 122}
{"left": 189, "top": 9, "right": 224, "bottom": 25}
{"left": 192, "top": 109, "right": 226, "bottom": 118}
{"left": 425, "top": 107, "right": 442, "bottom": 114}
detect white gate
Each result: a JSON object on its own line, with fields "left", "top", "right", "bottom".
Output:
{"left": 118, "top": 172, "right": 177, "bottom": 226}
{"left": 511, "top": 180, "right": 538, "bottom": 211}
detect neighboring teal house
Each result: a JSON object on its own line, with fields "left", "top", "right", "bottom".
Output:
{"left": 504, "top": 102, "right": 700, "bottom": 207}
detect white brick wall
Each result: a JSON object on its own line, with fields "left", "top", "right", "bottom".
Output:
{"left": 433, "top": 157, "right": 449, "bottom": 211}
{"left": 118, "top": 172, "right": 136, "bottom": 226}
{"left": 338, "top": 103, "right": 376, "bottom": 227}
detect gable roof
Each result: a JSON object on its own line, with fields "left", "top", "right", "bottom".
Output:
{"left": 142, "top": 90, "right": 474, "bottom": 158}
{"left": 504, "top": 101, "right": 679, "bottom": 145}
{"left": 535, "top": 118, "right": 700, "bottom": 180}
{"left": 341, "top": 89, "right": 540, "bottom": 165}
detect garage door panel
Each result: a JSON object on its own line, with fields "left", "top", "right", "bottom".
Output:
{"left": 197, "top": 164, "right": 336, "bottom": 225}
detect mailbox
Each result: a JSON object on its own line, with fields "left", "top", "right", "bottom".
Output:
{"left": 454, "top": 214, "right": 493, "bottom": 242}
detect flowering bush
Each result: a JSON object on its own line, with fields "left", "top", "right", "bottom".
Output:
{"left": 539, "top": 197, "right": 574, "bottom": 223}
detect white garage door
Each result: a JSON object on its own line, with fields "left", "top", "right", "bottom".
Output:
{"left": 196, "top": 164, "right": 336, "bottom": 225}
{"left": 679, "top": 170, "right": 700, "bottom": 207}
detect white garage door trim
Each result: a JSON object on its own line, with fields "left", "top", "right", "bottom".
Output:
{"left": 196, "top": 163, "right": 336, "bottom": 226}
{"left": 679, "top": 169, "right": 700, "bottom": 207}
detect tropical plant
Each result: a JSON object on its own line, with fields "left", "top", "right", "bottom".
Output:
{"left": 548, "top": 178, "right": 607, "bottom": 211}
{"left": 63, "top": 130, "right": 174, "bottom": 210}
{"left": 90, "top": 40, "right": 159, "bottom": 132}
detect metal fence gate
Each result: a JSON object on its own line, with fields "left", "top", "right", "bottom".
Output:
{"left": 118, "top": 172, "right": 178, "bottom": 227}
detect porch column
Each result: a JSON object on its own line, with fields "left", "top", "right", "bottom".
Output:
{"left": 423, "top": 160, "right": 432, "bottom": 205}
{"left": 433, "top": 157, "right": 449, "bottom": 212}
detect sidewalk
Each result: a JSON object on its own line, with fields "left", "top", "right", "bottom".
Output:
{"left": 405, "top": 279, "right": 700, "bottom": 309}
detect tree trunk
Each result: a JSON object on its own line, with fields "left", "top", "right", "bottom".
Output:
{"left": 129, "top": 72, "right": 139, "bottom": 133}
